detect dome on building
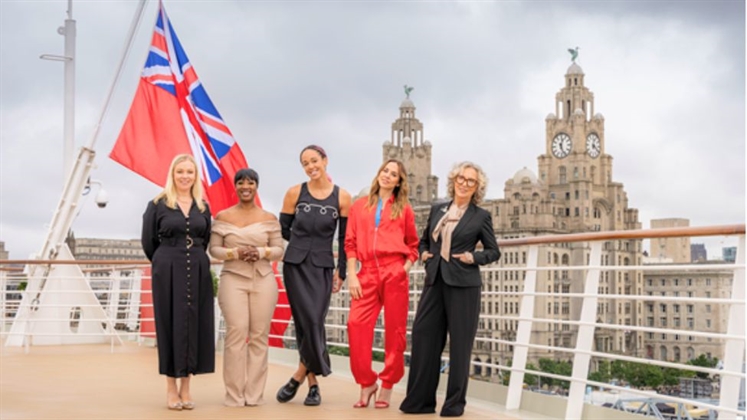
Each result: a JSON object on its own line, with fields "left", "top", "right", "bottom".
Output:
{"left": 512, "top": 167, "right": 539, "bottom": 185}
{"left": 357, "top": 186, "right": 370, "bottom": 200}
{"left": 593, "top": 113, "right": 605, "bottom": 120}
{"left": 400, "top": 98, "right": 415, "bottom": 108}
{"left": 573, "top": 108, "right": 584, "bottom": 116}
{"left": 566, "top": 62, "right": 584, "bottom": 75}
{"left": 403, "top": 136, "right": 412, "bottom": 144}
{"left": 545, "top": 113, "right": 556, "bottom": 120}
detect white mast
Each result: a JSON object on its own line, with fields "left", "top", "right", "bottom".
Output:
{"left": 6, "top": 0, "right": 149, "bottom": 348}
{"left": 62, "top": 0, "right": 76, "bottom": 183}
{"left": 40, "top": 0, "right": 76, "bottom": 185}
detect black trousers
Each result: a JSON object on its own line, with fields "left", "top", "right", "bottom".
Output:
{"left": 400, "top": 271, "right": 481, "bottom": 416}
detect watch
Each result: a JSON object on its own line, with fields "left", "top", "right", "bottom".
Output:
{"left": 586, "top": 133, "right": 601, "bottom": 158}
{"left": 552, "top": 133, "right": 572, "bottom": 158}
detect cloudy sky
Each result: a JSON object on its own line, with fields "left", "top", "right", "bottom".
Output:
{"left": 1, "top": 0, "right": 744, "bottom": 260}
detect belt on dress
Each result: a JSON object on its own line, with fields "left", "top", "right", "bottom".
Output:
{"left": 159, "top": 236, "right": 204, "bottom": 248}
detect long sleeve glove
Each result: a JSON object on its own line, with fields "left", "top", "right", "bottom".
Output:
{"left": 337, "top": 216, "right": 348, "bottom": 280}
{"left": 279, "top": 212, "right": 294, "bottom": 241}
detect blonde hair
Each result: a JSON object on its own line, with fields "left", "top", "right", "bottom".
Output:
{"left": 366, "top": 159, "right": 410, "bottom": 219}
{"left": 446, "top": 161, "right": 488, "bottom": 205}
{"left": 154, "top": 154, "right": 206, "bottom": 212}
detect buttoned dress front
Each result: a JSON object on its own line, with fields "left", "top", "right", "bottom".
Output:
{"left": 142, "top": 199, "right": 215, "bottom": 378}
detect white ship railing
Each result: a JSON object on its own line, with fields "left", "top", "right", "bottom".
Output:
{"left": 1, "top": 224, "right": 744, "bottom": 420}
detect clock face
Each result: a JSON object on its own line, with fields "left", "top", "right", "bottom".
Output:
{"left": 586, "top": 133, "right": 601, "bottom": 158}
{"left": 551, "top": 133, "right": 572, "bottom": 158}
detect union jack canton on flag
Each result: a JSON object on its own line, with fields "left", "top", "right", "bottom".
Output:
{"left": 110, "top": 2, "right": 247, "bottom": 214}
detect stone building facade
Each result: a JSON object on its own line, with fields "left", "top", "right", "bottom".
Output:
{"left": 643, "top": 263, "right": 732, "bottom": 362}
{"left": 650, "top": 218, "right": 691, "bottom": 263}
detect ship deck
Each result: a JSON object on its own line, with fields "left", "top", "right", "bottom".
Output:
{"left": 1, "top": 342, "right": 528, "bottom": 420}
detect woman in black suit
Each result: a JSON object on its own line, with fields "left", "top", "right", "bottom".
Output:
{"left": 400, "top": 161, "right": 500, "bottom": 418}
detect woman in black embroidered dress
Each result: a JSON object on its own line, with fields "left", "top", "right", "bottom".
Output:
{"left": 141, "top": 154, "right": 214, "bottom": 411}
{"left": 275, "top": 145, "right": 351, "bottom": 406}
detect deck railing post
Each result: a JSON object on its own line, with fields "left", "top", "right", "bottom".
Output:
{"left": 565, "top": 240, "right": 603, "bottom": 420}
{"left": 506, "top": 245, "right": 539, "bottom": 410}
{"left": 717, "top": 234, "right": 745, "bottom": 420}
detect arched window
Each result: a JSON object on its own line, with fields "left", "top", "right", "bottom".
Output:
{"left": 687, "top": 347, "right": 695, "bottom": 360}
{"left": 473, "top": 357, "right": 482, "bottom": 376}
{"left": 674, "top": 347, "right": 681, "bottom": 362}
{"left": 561, "top": 254, "right": 569, "bottom": 265}
{"left": 660, "top": 346, "right": 668, "bottom": 361}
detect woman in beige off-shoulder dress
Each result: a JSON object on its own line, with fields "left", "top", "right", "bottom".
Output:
{"left": 210, "top": 168, "right": 284, "bottom": 407}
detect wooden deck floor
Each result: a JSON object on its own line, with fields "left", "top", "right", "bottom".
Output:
{"left": 1, "top": 342, "right": 520, "bottom": 420}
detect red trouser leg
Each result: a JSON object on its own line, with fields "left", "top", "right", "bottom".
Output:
{"left": 377, "top": 262, "right": 409, "bottom": 389}
{"left": 348, "top": 265, "right": 383, "bottom": 387}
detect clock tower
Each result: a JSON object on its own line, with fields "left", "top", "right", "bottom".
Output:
{"left": 538, "top": 61, "right": 621, "bottom": 232}
{"left": 477, "top": 58, "right": 643, "bottom": 367}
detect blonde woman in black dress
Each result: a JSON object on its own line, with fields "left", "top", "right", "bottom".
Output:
{"left": 141, "top": 154, "right": 214, "bottom": 411}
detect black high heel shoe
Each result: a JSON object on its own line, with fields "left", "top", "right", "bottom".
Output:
{"left": 276, "top": 377, "right": 301, "bottom": 403}
{"left": 304, "top": 384, "right": 321, "bottom": 406}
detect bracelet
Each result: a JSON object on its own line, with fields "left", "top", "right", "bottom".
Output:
{"left": 264, "top": 247, "right": 271, "bottom": 259}
{"left": 226, "top": 248, "right": 236, "bottom": 260}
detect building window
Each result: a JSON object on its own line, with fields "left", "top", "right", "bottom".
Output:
{"left": 687, "top": 318, "right": 694, "bottom": 329}
{"left": 706, "top": 319, "right": 711, "bottom": 329}
{"left": 687, "top": 305, "right": 693, "bottom": 314}
{"left": 674, "top": 304, "right": 680, "bottom": 313}
{"left": 706, "top": 278, "right": 711, "bottom": 286}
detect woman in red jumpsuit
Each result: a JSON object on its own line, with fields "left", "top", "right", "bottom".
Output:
{"left": 344, "top": 158, "right": 420, "bottom": 409}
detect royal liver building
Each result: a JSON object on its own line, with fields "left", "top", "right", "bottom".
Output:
{"left": 381, "top": 61, "right": 643, "bottom": 375}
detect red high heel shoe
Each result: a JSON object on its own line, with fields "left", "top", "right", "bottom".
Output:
{"left": 353, "top": 384, "right": 378, "bottom": 408}
{"left": 375, "top": 387, "right": 391, "bottom": 408}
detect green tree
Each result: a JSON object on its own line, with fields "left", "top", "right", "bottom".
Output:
{"left": 687, "top": 354, "right": 719, "bottom": 379}
{"left": 537, "top": 358, "right": 572, "bottom": 389}
{"left": 327, "top": 345, "right": 350, "bottom": 356}
{"left": 210, "top": 269, "right": 220, "bottom": 297}
{"left": 524, "top": 363, "right": 538, "bottom": 387}
{"left": 588, "top": 360, "right": 611, "bottom": 384}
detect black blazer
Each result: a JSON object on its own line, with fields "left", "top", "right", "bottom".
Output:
{"left": 420, "top": 201, "right": 501, "bottom": 288}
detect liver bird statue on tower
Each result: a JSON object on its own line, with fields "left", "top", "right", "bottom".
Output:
{"left": 568, "top": 47, "right": 579, "bottom": 62}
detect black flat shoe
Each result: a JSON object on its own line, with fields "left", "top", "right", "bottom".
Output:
{"left": 304, "top": 385, "right": 321, "bottom": 406}
{"left": 276, "top": 377, "right": 301, "bottom": 403}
